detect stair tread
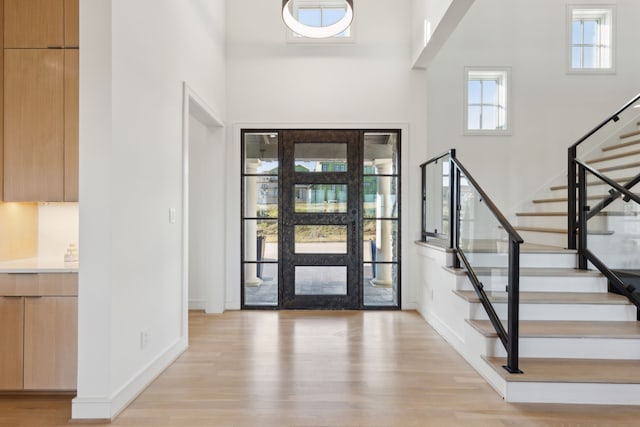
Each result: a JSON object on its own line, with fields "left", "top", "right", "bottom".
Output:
{"left": 519, "top": 243, "right": 575, "bottom": 253}
{"left": 532, "top": 194, "right": 639, "bottom": 203}
{"left": 468, "top": 319, "right": 640, "bottom": 338}
{"left": 619, "top": 129, "right": 640, "bottom": 139}
{"left": 455, "top": 290, "right": 628, "bottom": 305}
{"left": 514, "top": 226, "right": 566, "bottom": 234}
{"left": 484, "top": 356, "right": 640, "bottom": 384}
{"left": 516, "top": 212, "right": 566, "bottom": 217}
{"left": 587, "top": 148, "right": 640, "bottom": 164}
{"left": 470, "top": 267, "right": 602, "bottom": 277}
{"left": 515, "top": 226, "right": 614, "bottom": 235}
{"left": 550, "top": 177, "right": 633, "bottom": 191}
{"left": 600, "top": 161, "right": 640, "bottom": 173}
{"left": 516, "top": 211, "right": 630, "bottom": 217}
{"left": 603, "top": 138, "right": 640, "bottom": 152}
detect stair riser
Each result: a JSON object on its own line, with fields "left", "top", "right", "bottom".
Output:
{"left": 530, "top": 201, "right": 568, "bottom": 213}
{"left": 588, "top": 215, "right": 640, "bottom": 236}
{"left": 458, "top": 275, "right": 607, "bottom": 293}
{"left": 463, "top": 252, "right": 577, "bottom": 268}
{"left": 516, "top": 229, "right": 568, "bottom": 249}
{"left": 468, "top": 302, "right": 636, "bottom": 321}
{"left": 506, "top": 382, "right": 640, "bottom": 405}
{"left": 517, "top": 216, "right": 568, "bottom": 230}
{"left": 485, "top": 336, "right": 640, "bottom": 360}
{"left": 517, "top": 215, "right": 609, "bottom": 232}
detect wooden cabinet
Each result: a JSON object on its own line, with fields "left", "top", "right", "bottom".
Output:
{"left": 2, "top": 0, "right": 79, "bottom": 202}
{"left": 0, "top": 273, "right": 78, "bottom": 391}
{"left": 0, "top": 1, "right": 3, "bottom": 202}
{"left": 64, "top": 49, "right": 79, "bottom": 201}
{"left": 4, "top": 49, "right": 64, "bottom": 201}
{"left": 4, "top": 0, "right": 78, "bottom": 49}
{"left": 64, "top": 0, "right": 79, "bottom": 48}
{"left": 3, "top": 49, "right": 78, "bottom": 202}
{"left": 0, "top": 296, "right": 24, "bottom": 389}
{"left": 24, "top": 296, "right": 77, "bottom": 390}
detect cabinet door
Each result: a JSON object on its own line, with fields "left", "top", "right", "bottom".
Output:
{"left": 4, "top": 49, "right": 64, "bottom": 201}
{"left": 64, "top": 0, "right": 79, "bottom": 48}
{"left": 0, "top": 1, "right": 3, "bottom": 201}
{"left": 4, "top": 0, "right": 64, "bottom": 48}
{"left": 64, "top": 49, "right": 79, "bottom": 201}
{"left": 0, "top": 297, "right": 24, "bottom": 390}
{"left": 23, "top": 296, "right": 77, "bottom": 390}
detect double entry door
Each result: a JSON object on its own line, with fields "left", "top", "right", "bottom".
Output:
{"left": 242, "top": 129, "right": 400, "bottom": 309}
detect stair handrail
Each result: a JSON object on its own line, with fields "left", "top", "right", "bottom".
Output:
{"left": 568, "top": 92, "right": 640, "bottom": 249}
{"left": 421, "top": 149, "right": 524, "bottom": 373}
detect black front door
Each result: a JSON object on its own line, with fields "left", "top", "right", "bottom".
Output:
{"left": 241, "top": 129, "right": 401, "bottom": 310}
{"left": 280, "top": 130, "right": 360, "bottom": 309}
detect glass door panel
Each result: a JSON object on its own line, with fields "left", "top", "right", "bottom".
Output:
{"left": 294, "top": 225, "right": 348, "bottom": 254}
{"left": 363, "top": 132, "right": 400, "bottom": 307}
{"left": 242, "top": 132, "right": 280, "bottom": 307}
{"left": 295, "top": 266, "right": 348, "bottom": 295}
{"left": 281, "top": 130, "right": 360, "bottom": 309}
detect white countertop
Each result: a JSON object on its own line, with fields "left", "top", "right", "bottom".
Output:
{"left": 0, "top": 257, "right": 79, "bottom": 273}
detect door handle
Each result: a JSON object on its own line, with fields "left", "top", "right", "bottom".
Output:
{"left": 351, "top": 219, "right": 356, "bottom": 252}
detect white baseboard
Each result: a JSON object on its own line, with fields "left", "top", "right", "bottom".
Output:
{"left": 72, "top": 337, "right": 188, "bottom": 420}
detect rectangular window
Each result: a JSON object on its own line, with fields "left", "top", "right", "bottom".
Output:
{"left": 568, "top": 6, "right": 614, "bottom": 73}
{"left": 464, "top": 68, "right": 510, "bottom": 135}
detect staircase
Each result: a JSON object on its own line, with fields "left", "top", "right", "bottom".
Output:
{"left": 417, "top": 98, "right": 640, "bottom": 405}
{"left": 416, "top": 241, "right": 640, "bottom": 405}
{"left": 456, "top": 244, "right": 640, "bottom": 405}
{"left": 514, "top": 120, "right": 640, "bottom": 248}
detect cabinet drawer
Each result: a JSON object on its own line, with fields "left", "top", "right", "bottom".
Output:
{"left": 0, "top": 273, "right": 77, "bottom": 296}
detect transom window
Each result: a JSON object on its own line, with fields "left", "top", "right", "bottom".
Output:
{"left": 464, "top": 68, "right": 510, "bottom": 135}
{"left": 568, "top": 6, "right": 614, "bottom": 72}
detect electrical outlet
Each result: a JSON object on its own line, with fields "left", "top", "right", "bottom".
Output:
{"left": 140, "top": 330, "right": 149, "bottom": 349}
{"left": 169, "top": 208, "right": 176, "bottom": 224}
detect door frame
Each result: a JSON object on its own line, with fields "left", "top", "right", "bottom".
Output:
{"left": 181, "top": 82, "right": 225, "bottom": 332}
{"left": 238, "top": 126, "right": 408, "bottom": 310}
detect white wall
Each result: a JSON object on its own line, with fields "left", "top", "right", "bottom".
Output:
{"left": 411, "top": 0, "right": 475, "bottom": 68}
{"left": 38, "top": 203, "right": 79, "bottom": 258}
{"left": 74, "top": 0, "right": 226, "bottom": 419}
{"left": 426, "top": 0, "right": 640, "bottom": 217}
{"left": 225, "top": 0, "right": 427, "bottom": 310}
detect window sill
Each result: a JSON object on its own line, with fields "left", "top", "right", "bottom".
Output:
{"left": 566, "top": 67, "right": 617, "bottom": 75}
{"left": 463, "top": 130, "right": 512, "bottom": 137}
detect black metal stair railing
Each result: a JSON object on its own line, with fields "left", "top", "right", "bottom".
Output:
{"left": 574, "top": 160, "right": 640, "bottom": 317}
{"left": 568, "top": 92, "right": 640, "bottom": 317}
{"left": 568, "top": 92, "right": 640, "bottom": 250}
{"left": 420, "top": 149, "right": 524, "bottom": 373}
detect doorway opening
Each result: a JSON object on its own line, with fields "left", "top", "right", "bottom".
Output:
{"left": 241, "top": 129, "right": 400, "bottom": 310}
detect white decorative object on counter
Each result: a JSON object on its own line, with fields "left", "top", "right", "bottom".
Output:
{"left": 64, "top": 243, "right": 78, "bottom": 263}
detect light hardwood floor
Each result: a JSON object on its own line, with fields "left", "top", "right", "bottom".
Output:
{"left": 3, "top": 310, "right": 640, "bottom": 426}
